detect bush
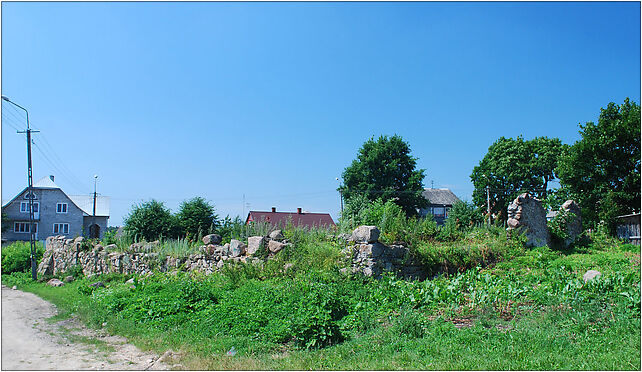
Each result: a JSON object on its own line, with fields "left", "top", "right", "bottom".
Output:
{"left": 1, "top": 241, "right": 45, "bottom": 274}
{"left": 446, "top": 201, "right": 484, "bottom": 230}
{"left": 123, "top": 200, "right": 180, "bottom": 242}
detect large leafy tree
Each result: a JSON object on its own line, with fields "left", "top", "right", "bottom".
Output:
{"left": 529, "top": 137, "right": 567, "bottom": 199}
{"left": 341, "top": 135, "right": 427, "bottom": 216}
{"left": 176, "top": 197, "right": 219, "bottom": 239}
{"left": 557, "top": 98, "right": 641, "bottom": 231}
{"left": 470, "top": 136, "right": 565, "bottom": 222}
{"left": 124, "top": 200, "right": 179, "bottom": 241}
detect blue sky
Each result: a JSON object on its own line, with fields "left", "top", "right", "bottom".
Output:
{"left": 2, "top": 2, "right": 640, "bottom": 226}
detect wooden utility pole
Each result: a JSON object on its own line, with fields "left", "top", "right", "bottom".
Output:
{"left": 486, "top": 185, "right": 491, "bottom": 226}
{"left": 4, "top": 96, "right": 39, "bottom": 280}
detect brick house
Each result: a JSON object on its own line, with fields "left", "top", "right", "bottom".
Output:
{"left": 2, "top": 175, "right": 109, "bottom": 242}
{"left": 245, "top": 207, "right": 335, "bottom": 228}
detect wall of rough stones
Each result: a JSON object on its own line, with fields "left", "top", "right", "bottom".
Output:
{"left": 37, "top": 232, "right": 288, "bottom": 277}
{"left": 342, "top": 226, "right": 428, "bottom": 280}
{"left": 506, "top": 193, "right": 551, "bottom": 247}
{"left": 37, "top": 226, "right": 428, "bottom": 280}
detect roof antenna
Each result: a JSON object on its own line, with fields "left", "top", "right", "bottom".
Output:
{"left": 431, "top": 180, "right": 434, "bottom": 189}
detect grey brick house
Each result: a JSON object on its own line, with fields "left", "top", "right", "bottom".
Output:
{"left": 419, "top": 188, "right": 461, "bottom": 225}
{"left": 2, "top": 175, "right": 109, "bottom": 242}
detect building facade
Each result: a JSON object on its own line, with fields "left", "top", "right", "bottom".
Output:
{"left": 2, "top": 175, "right": 109, "bottom": 242}
{"left": 418, "top": 188, "right": 461, "bottom": 225}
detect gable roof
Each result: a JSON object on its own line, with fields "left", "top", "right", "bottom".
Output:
{"left": 246, "top": 210, "right": 335, "bottom": 228}
{"left": 422, "top": 188, "right": 460, "bottom": 206}
{"left": 33, "top": 176, "right": 62, "bottom": 189}
{"left": 67, "top": 195, "right": 110, "bottom": 217}
{"left": 2, "top": 176, "right": 109, "bottom": 217}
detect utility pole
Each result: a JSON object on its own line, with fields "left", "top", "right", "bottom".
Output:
{"left": 335, "top": 178, "right": 343, "bottom": 214}
{"left": 92, "top": 175, "right": 98, "bottom": 238}
{"left": 3, "top": 96, "right": 39, "bottom": 280}
{"left": 486, "top": 185, "right": 491, "bottom": 226}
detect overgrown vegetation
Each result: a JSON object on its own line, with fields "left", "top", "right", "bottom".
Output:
{"left": 1, "top": 241, "right": 45, "bottom": 274}
{"left": 4, "top": 227, "right": 639, "bottom": 369}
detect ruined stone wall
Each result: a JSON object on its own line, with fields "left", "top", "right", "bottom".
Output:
{"left": 342, "top": 226, "right": 428, "bottom": 280}
{"left": 38, "top": 226, "right": 428, "bottom": 280}
{"left": 506, "top": 193, "right": 551, "bottom": 247}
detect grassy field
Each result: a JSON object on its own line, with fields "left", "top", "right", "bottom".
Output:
{"left": 2, "top": 227, "right": 640, "bottom": 370}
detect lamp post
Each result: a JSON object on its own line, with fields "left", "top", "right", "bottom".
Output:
{"left": 3, "top": 95, "right": 39, "bottom": 280}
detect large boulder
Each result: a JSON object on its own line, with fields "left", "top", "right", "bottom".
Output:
{"left": 47, "top": 279, "right": 65, "bottom": 287}
{"left": 351, "top": 226, "right": 380, "bottom": 243}
{"left": 229, "top": 240, "right": 246, "bottom": 257}
{"left": 506, "top": 193, "right": 550, "bottom": 247}
{"left": 268, "top": 240, "right": 286, "bottom": 253}
{"left": 583, "top": 270, "right": 602, "bottom": 283}
{"left": 202, "top": 234, "right": 222, "bottom": 245}
{"left": 269, "top": 230, "right": 284, "bottom": 241}
{"left": 247, "top": 236, "right": 265, "bottom": 256}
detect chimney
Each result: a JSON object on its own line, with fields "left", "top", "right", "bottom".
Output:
{"left": 271, "top": 207, "right": 276, "bottom": 213}
{"left": 297, "top": 207, "right": 302, "bottom": 214}
{"left": 49, "top": 175, "right": 55, "bottom": 182}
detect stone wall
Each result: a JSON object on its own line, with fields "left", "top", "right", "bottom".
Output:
{"left": 37, "top": 232, "right": 288, "bottom": 277}
{"left": 38, "top": 226, "right": 428, "bottom": 280}
{"left": 506, "top": 193, "right": 551, "bottom": 247}
{"left": 342, "top": 226, "right": 428, "bottom": 280}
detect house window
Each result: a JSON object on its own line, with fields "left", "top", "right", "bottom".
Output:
{"left": 56, "top": 203, "right": 68, "bottom": 213}
{"left": 445, "top": 207, "right": 451, "bottom": 217}
{"left": 14, "top": 222, "right": 38, "bottom": 233}
{"left": 53, "top": 223, "right": 70, "bottom": 234}
{"left": 433, "top": 207, "right": 445, "bottom": 218}
{"left": 20, "top": 202, "right": 39, "bottom": 213}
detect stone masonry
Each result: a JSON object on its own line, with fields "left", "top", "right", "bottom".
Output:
{"left": 506, "top": 193, "right": 551, "bottom": 247}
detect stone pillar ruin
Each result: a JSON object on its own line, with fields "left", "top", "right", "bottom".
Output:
{"left": 506, "top": 193, "right": 551, "bottom": 247}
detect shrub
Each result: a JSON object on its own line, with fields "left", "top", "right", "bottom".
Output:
{"left": 123, "top": 200, "right": 180, "bottom": 241}
{"left": 176, "top": 197, "right": 220, "bottom": 241}
{"left": 1, "top": 241, "right": 45, "bottom": 274}
{"left": 446, "top": 200, "right": 484, "bottom": 230}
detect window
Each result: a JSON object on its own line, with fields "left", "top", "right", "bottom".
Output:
{"left": 20, "top": 202, "right": 39, "bottom": 213}
{"left": 14, "top": 222, "right": 38, "bottom": 233}
{"left": 445, "top": 207, "right": 451, "bottom": 217}
{"left": 56, "top": 203, "right": 68, "bottom": 213}
{"left": 53, "top": 223, "right": 70, "bottom": 234}
{"left": 433, "top": 207, "right": 445, "bottom": 218}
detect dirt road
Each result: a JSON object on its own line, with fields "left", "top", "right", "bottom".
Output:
{"left": 1, "top": 285, "right": 170, "bottom": 370}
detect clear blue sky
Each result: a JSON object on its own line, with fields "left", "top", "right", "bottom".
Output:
{"left": 2, "top": 2, "right": 640, "bottom": 226}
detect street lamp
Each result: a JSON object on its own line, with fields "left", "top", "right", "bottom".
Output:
{"left": 3, "top": 95, "right": 38, "bottom": 280}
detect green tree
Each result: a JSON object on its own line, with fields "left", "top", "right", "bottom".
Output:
{"left": 176, "top": 197, "right": 219, "bottom": 240}
{"left": 446, "top": 201, "right": 483, "bottom": 230}
{"left": 529, "top": 137, "right": 568, "bottom": 199}
{"left": 123, "top": 200, "right": 179, "bottom": 241}
{"left": 557, "top": 98, "right": 641, "bottom": 231}
{"left": 341, "top": 135, "right": 427, "bottom": 216}
{"left": 471, "top": 136, "right": 566, "bottom": 222}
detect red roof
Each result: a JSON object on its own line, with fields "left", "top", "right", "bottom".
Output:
{"left": 245, "top": 210, "right": 335, "bottom": 228}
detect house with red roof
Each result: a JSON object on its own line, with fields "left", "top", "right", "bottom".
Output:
{"left": 245, "top": 207, "right": 335, "bottom": 228}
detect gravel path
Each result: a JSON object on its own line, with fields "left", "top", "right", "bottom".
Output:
{"left": 1, "top": 285, "right": 170, "bottom": 370}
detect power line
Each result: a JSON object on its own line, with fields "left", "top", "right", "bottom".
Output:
{"left": 35, "top": 133, "right": 91, "bottom": 191}
{"left": 32, "top": 141, "right": 87, "bottom": 194}
{"left": 2, "top": 114, "right": 23, "bottom": 131}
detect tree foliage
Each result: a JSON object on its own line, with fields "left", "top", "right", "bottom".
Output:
{"left": 341, "top": 135, "right": 427, "bottom": 216}
{"left": 124, "top": 200, "right": 179, "bottom": 241}
{"left": 470, "top": 136, "right": 566, "bottom": 222}
{"left": 557, "top": 98, "right": 641, "bottom": 231}
{"left": 446, "top": 201, "right": 483, "bottom": 230}
{"left": 176, "top": 197, "right": 219, "bottom": 240}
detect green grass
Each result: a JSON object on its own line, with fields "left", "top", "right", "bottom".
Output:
{"left": 3, "top": 227, "right": 640, "bottom": 370}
